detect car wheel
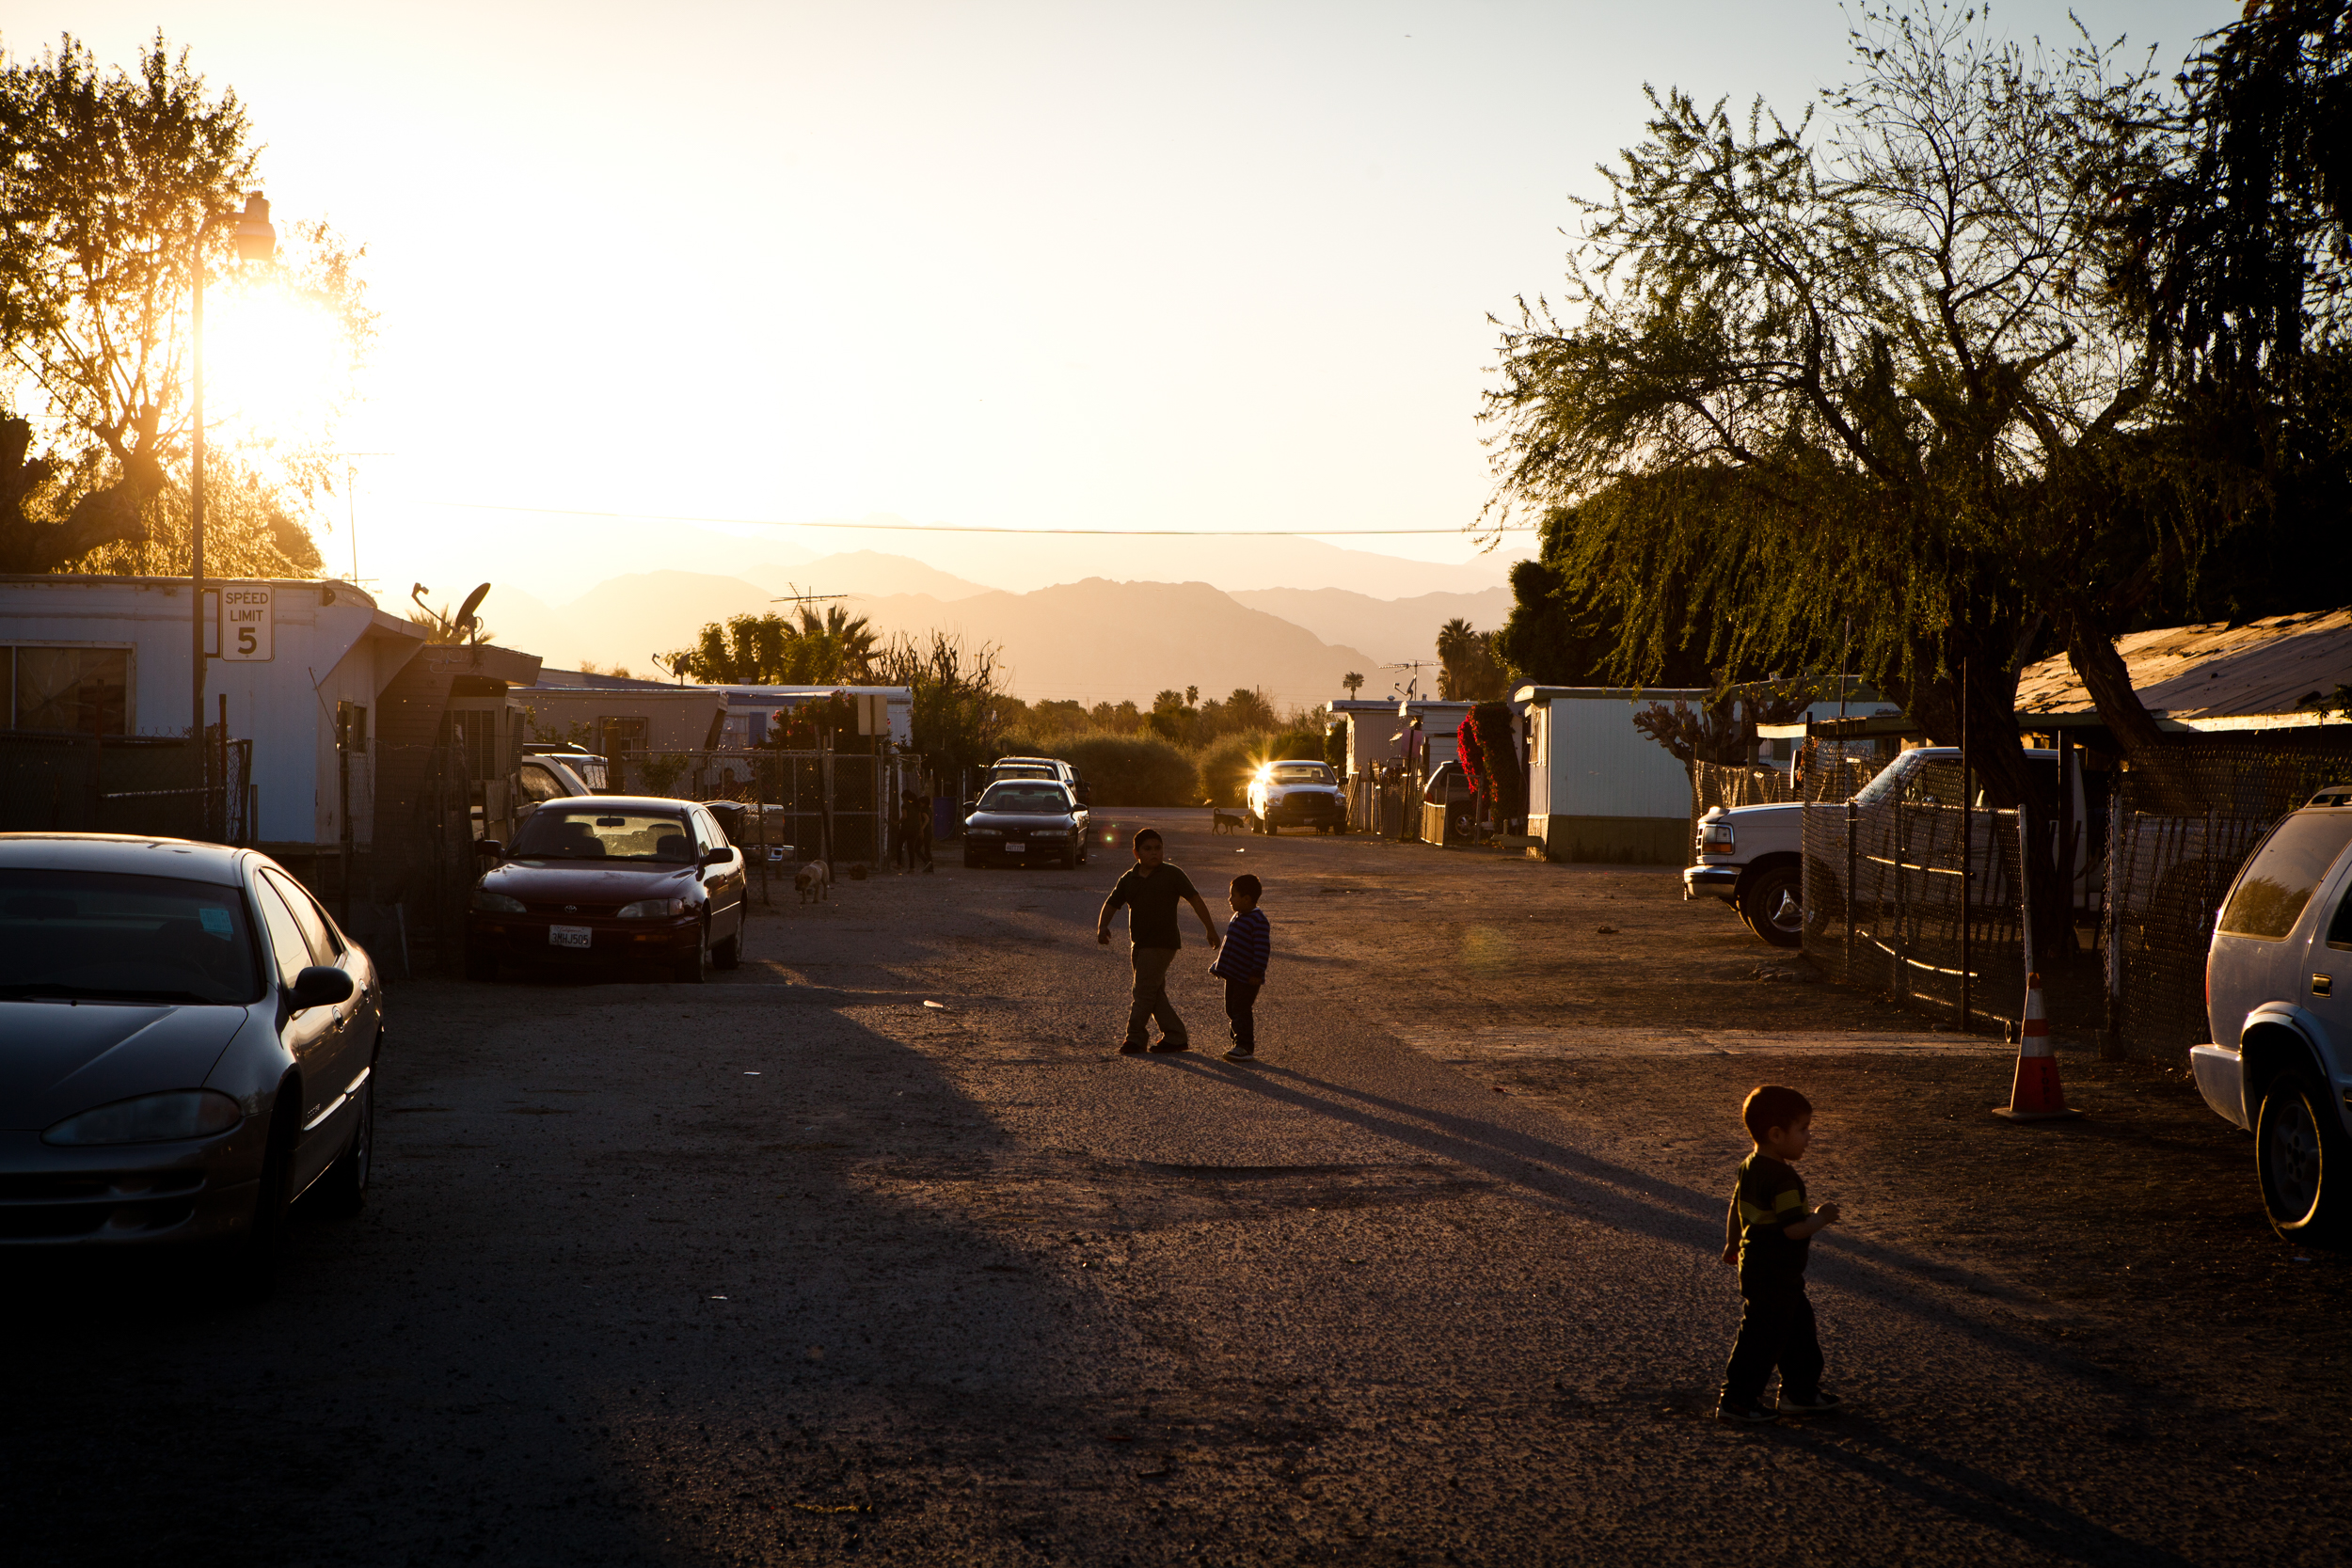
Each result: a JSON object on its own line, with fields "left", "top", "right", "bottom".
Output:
{"left": 1802, "top": 861, "right": 1845, "bottom": 940}
{"left": 465, "top": 945, "right": 497, "bottom": 982}
{"left": 315, "top": 1073, "right": 373, "bottom": 1218}
{"left": 963, "top": 853, "right": 982, "bottom": 868}
{"left": 2257, "top": 1065, "right": 2348, "bottom": 1245}
{"left": 1739, "top": 864, "right": 1805, "bottom": 950}
{"left": 674, "top": 921, "right": 711, "bottom": 984}
{"left": 1264, "top": 820, "right": 1279, "bottom": 836}
{"left": 1077, "top": 839, "right": 1089, "bottom": 865}
{"left": 713, "top": 927, "right": 741, "bottom": 970}
{"left": 215, "top": 1095, "right": 295, "bottom": 1303}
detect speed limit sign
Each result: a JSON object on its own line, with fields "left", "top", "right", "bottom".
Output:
{"left": 220, "top": 586, "right": 274, "bottom": 661}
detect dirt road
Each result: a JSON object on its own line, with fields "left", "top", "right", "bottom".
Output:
{"left": 8, "top": 810, "right": 2346, "bottom": 1565}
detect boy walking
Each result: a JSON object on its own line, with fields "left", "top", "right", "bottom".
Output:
{"left": 1208, "top": 874, "right": 1269, "bottom": 1061}
{"left": 1096, "top": 828, "right": 1220, "bottom": 1053}
{"left": 1718, "top": 1084, "right": 1844, "bottom": 1423}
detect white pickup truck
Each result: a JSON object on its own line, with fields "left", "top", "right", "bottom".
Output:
{"left": 1684, "top": 745, "right": 2096, "bottom": 948}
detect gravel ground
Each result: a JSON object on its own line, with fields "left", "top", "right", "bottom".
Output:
{"left": 6, "top": 808, "right": 2346, "bottom": 1566}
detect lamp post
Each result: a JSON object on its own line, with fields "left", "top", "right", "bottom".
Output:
{"left": 190, "top": 191, "right": 277, "bottom": 768}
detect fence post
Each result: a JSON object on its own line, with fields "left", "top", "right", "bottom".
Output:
{"left": 1845, "top": 797, "right": 1858, "bottom": 981}
{"left": 1892, "top": 800, "right": 1908, "bottom": 999}
{"left": 2016, "top": 802, "right": 2035, "bottom": 1007}
{"left": 2101, "top": 777, "right": 2124, "bottom": 1059}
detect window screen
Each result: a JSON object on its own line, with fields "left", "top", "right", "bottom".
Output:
{"left": 9, "top": 647, "right": 128, "bottom": 735}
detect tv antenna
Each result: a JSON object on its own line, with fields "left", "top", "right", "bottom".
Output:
{"left": 769, "top": 581, "right": 854, "bottom": 606}
{"left": 329, "top": 451, "right": 393, "bottom": 583}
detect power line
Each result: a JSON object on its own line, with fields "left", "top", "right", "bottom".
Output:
{"left": 405, "top": 499, "right": 1534, "bottom": 537}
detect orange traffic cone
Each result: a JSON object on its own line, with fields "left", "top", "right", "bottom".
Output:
{"left": 1993, "top": 972, "right": 2083, "bottom": 1121}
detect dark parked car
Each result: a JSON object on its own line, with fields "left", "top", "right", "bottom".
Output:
{"left": 963, "top": 781, "right": 1090, "bottom": 868}
{"left": 0, "top": 833, "right": 381, "bottom": 1289}
{"left": 466, "top": 797, "right": 749, "bottom": 982}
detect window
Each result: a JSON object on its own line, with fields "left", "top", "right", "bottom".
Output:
{"left": 252, "top": 876, "right": 317, "bottom": 989}
{"left": 2328, "top": 878, "right": 2352, "bottom": 953}
{"left": 2219, "top": 812, "right": 2352, "bottom": 942}
{"left": 5, "top": 645, "right": 129, "bottom": 735}
{"left": 262, "top": 869, "right": 343, "bottom": 959}
{"left": 518, "top": 761, "right": 565, "bottom": 803}
{"left": 597, "top": 717, "right": 649, "bottom": 757}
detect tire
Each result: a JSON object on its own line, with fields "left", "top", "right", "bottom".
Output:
{"left": 1802, "top": 861, "right": 1845, "bottom": 941}
{"left": 673, "top": 921, "right": 711, "bottom": 984}
{"left": 963, "top": 853, "right": 981, "bottom": 869}
{"left": 1264, "top": 821, "right": 1279, "bottom": 836}
{"left": 465, "top": 946, "right": 497, "bottom": 982}
{"left": 713, "top": 925, "right": 741, "bottom": 971}
{"left": 2256, "top": 1065, "right": 2349, "bottom": 1246}
{"left": 215, "top": 1098, "right": 294, "bottom": 1303}
{"left": 1739, "top": 863, "right": 1805, "bottom": 949}
{"left": 315, "top": 1074, "right": 373, "bottom": 1218}
{"left": 1076, "top": 839, "right": 1089, "bottom": 865}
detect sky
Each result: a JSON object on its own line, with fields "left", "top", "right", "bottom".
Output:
{"left": 8, "top": 0, "right": 2234, "bottom": 606}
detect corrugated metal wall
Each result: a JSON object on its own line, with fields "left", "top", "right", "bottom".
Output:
{"left": 1544, "top": 697, "right": 1689, "bottom": 818}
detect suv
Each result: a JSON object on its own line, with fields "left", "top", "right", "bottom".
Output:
{"left": 1685, "top": 745, "right": 2100, "bottom": 948}
{"left": 1248, "top": 759, "right": 1344, "bottom": 835}
{"left": 2192, "top": 784, "right": 2352, "bottom": 1243}
{"left": 991, "top": 755, "right": 1090, "bottom": 806}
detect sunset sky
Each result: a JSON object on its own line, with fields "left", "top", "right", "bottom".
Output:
{"left": 8, "top": 1, "right": 2230, "bottom": 603}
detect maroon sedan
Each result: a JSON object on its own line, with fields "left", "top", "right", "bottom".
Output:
{"left": 465, "top": 798, "right": 748, "bottom": 983}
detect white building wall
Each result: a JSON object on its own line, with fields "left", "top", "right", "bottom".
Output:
{"left": 0, "top": 576, "right": 422, "bottom": 845}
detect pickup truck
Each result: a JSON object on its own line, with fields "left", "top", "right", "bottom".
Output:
{"left": 1685, "top": 745, "right": 2099, "bottom": 948}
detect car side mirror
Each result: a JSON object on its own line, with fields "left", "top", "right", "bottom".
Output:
{"left": 474, "top": 838, "right": 503, "bottom": 860}
{"left": 287, "top": 965, "right": 355, "bottom": 1014}
{"left": 701, "top": 845, "right": 729, "bottom": 866}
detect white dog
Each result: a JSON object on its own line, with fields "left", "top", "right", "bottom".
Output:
{"left": 794, "top": 859, "right": 832, "bottom": 904}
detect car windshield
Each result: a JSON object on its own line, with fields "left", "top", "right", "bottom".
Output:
{"left": 0, "top": 868, "right": 262, "bottom": 1006}
{"left": 978, "top": 784, "right": 1069, "bottom": 814}
{"left": 511, "top": 809, "right": 696, "bottom": 862}
{"left": 2219, "top": 811, "right": 2352, "bottom": 941}
{"left": 1271, "top": 764, "right": 1332, "bottom": 784}
{"left": 1851, "top": 753, "right": 1926, "bottom": 804}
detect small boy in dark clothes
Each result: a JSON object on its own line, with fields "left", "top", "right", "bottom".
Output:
{"left": 1718, "top": 1084, "right": 1845, "bottom": 1423}
{"left": 1208, "top": 874, "right": 1268, "bottom": 1062}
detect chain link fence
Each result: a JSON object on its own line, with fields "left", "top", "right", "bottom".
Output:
{"left": 1803, "top": 757, "right": 2035, "bottom": 1036}
{"left": 2105, "top": 739, "right": 2352, "bottom": 1056}
{"left": 0, "top": 734, "right": 248, "bottom": 841}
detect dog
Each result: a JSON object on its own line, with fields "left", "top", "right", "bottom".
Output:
{"left": 1212, "top": 806, "right": 1248, "bottom": 834}
{"left": 794, "top": 859, "right": 832, "bottom": 904}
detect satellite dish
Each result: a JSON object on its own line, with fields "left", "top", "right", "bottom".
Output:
{"left": 453, "top": 582, "right": 492, "bottom": 638}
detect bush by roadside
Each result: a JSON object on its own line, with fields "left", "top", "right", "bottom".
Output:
{"left": 995, "top": 734, "right": 1198, "bottom": 806}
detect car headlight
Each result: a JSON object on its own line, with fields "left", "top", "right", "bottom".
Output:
{"left": 617, "top": 897, "right": 687, "bottom": 918}
{"left": 968, "top": 827, "right": 1004, "bottom": 837}
{"left": 43, "top": 1089, "right": 243, "bottom": 1148}
{"left": 470, "top": 889, "right": 526, "bottom": 913}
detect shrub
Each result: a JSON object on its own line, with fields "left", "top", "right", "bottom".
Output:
{"left": 1051, "top": 736, "right": 1197, "bottom": 806}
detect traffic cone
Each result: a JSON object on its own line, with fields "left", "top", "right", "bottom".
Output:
{"left": 1993, "top": 972, "right": 2083, "bottom": 1121}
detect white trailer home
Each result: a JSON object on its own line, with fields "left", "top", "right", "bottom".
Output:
{"left": 1516, "top": 686, "right": 1709, "bottom": 864}
{"left": 0, "top": 574, "right": 427, "bottom": 847}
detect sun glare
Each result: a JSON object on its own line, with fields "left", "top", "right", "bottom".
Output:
{"left": 203, "top": 281, "right": 349, "bottom": 451}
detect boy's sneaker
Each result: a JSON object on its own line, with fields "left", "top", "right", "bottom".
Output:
{"left": 1119, "top": 1041, "right": 1148, "bottom": 1055}
{"left": 1778, "top": 1390, "right": 1844, "bottom": 1415}
{"left": 1148, "top": 1038, "right": 1190, "bottom": 1053}
{"left": 1714, "top": 1399, "right": 1778, "bottom": 1424}
{"left": 1221, "top": 1047, "right": 1256, "bottom": 1063}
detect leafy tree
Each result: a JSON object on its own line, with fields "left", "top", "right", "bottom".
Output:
{"left": 1436, "top": 618, "right": 1515, "bottom": 702}
{"left": 872, "top": 630, "right": 1005, "bottom": 777}
{"left": 0, "top": 33, "right": 369, "bottom": 575}
{"left": 1480, "top": 5, "right": 2176, "bottom": 818}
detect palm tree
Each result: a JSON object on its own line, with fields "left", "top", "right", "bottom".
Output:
{"left": 1343, "top": 671, "right": 1365, "bottom": 697}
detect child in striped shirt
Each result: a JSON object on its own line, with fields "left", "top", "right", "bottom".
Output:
{"left": 1208, "top": 873, "right": 1269, "bottom": 1062}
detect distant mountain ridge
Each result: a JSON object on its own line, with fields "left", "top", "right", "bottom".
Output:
{"left": 480, "top": 556, "right": 1502, "bottom": 709}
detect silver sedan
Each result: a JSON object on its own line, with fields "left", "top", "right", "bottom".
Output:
{"left": 0, "top": 833, "right": 383, "bottom": 1293}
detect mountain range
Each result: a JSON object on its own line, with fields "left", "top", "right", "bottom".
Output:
{"left": 482, "top": 550, "right": 1519, "bottom": 709}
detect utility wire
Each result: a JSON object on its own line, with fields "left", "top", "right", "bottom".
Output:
{"left": 405, "top": 498, "right": 1534, "bottom": 537}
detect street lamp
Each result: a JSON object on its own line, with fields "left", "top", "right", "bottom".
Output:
{"left": 190, "top": 191, "right": 277, "bottom": 761}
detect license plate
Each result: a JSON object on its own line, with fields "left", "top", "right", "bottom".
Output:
{"left": 548, "top": 926, "right": 592, "bottom": 948}
{"left": 1003, "top": 843, "right": 1025, "bottom": 853}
